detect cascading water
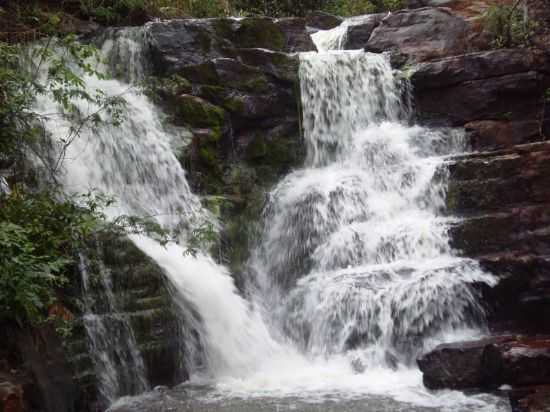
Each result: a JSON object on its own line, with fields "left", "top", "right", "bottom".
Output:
{"left": 249, "top": 51, "right": 496, "bottom": 368}
{"left": 34, "top": 27, "right": 283, "bottom": 405}
{"left": 34, "top": 22, "right": 509, "bottom": 412}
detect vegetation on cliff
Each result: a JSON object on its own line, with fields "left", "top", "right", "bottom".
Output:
{"left": 0, "top": 36, "right": 167, "bottom": 327}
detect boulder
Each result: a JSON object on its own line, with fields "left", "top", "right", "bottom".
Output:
{"left": 146, "top": 19, "right": 231, "bottom": 74}
{"left": 230, "top": 48, "right": 299, "bottom": 83}
{"left": 411, "top": 49, "right": 550, "bottom": 91}
{"left": 484, "top": 338, "right": 550, "bottom": 386}
{"left": 411, "top": 49, "right": 550, "bottom": 134}
{"left": 510, "top": 385, "right": 550, "bottom": 412}
{"left": 414, "top": 71, "right": 546, "bottom": 126}
{"left": 174, "top": 94, "right": 226, "bottom": 129}
{"left": 275, "top": 18, "right": 316, "bottom": 52}
{"left": 147, "top": 17, "right": 314, "bottom": 75}
{"left": 418, "top": 336, "right": 550, "bottom": 390}
{"left": 305, "top": 11, "right": 343, "bottom": 30}
{"left": 365, "top": 7, "right": 470, "bottom": 64}
{"left": 465, "top": 120, "right": 542, "bottom": 151}
{"left": 0, "top": 379, "right": 24, "bottom": 412}
{"left": 341, "top": 14, "right": 385, "bottom": 50}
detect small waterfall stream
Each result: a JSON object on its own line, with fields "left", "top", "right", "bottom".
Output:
{"left": 35, "top": 24, "right": 507, "bottom": 411}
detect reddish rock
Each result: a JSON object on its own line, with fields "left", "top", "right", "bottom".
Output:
{"left": 510, "top": 385, "right": 550, "bottom": 412}
{"left": 0, "top": 381, "right": 24, "bottom": 412}
{"left": 465, "top": 120, "right": 541, "bottom": 151}
{"left": 418, "top": 336, "right": 550, "bottom": 390}
{"left": 484, "top": 337, "right": 550, "bottom": 386}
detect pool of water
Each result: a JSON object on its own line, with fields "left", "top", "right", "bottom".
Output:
{"left": 109, "top": 384, "right": 511, "bottom": 412}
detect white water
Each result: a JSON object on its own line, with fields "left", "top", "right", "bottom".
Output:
{"left": 311, "top": 14, "right": 382, "bottom": 52}
{"left": 35, "top": 26, "right": 505, "bottom": 411}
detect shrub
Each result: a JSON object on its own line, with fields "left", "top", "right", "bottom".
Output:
{"left": 483, "top": 1, "right": 535, "bottom": 48}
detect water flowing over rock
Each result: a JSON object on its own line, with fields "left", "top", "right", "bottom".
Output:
{"left": 249, "top": 50, "right": 496, "bottom": 367}
{"left": 13, "top": 4, "right": 550, "bottom": 410}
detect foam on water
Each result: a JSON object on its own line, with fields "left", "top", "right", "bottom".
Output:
{"left": 35, "top": 26, "right": 505, "bottom": 411}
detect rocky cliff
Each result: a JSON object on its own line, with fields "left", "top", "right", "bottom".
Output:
{"left": 2, "top": 1, "right": 550, "bottom": 411}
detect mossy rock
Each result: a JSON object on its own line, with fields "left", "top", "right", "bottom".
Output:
{"left": 175, "top": 95, "right": 226, "bottom": 129}
{"left": 234, "top": 18, "right": 286, "bottom": 51}
{"left": 181, "top": 62, "right": 220, "bottom": 85}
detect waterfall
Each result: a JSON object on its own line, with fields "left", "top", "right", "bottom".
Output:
{"left": 34, "top": 27, "right": 282, "bottom": 404}
{"left": 35, "top": 24, "right": 504, "bottom": 411}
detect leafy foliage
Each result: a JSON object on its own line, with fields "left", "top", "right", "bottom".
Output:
{"left": 0, "top": 37, "right": 126, "bottom": 179}
{"left": 0, "top": 189, "right": 170, "bottom": 325}
{"left": 483, "top": 1, "right": 536, "bottom": 48}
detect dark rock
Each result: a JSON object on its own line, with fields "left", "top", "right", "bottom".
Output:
{"left": 415, "top": 71, "right": 546, "bottom": 126}
{"left": 275, "top": 18, "right": 316, "bottom": 52}
{"left": 231, "top": 48, "right": 300, "bottom": 83}
{"left": 484, "top": 337, "right": 550, "bottom": 386}
{"left": 15, "top": 326, "right": 79, "bottom": 412}
{"left": 146, "top": 19, "right": 231, "bottom": 74}
{"left": 418, "top": 337, "right": 508, "bottom": 389}
{"left": 147, "top": 17, "right": 314, "bottom": 76}
{"left": 466, "top": 120, "right": 542, "bottom": 151}
{"left": 305, "top": 11, "right": 343, "bottom": 30}
{"left": 365, "top": 7, "right": 470, "bottom": 64}
{"left": 418, "top": 336, "right": 550, "bottom": 390}
{"left": 411, "top": 49, "right": 550, "bottom": 132}
{"left": 411, "top": 49, "right": 550, "bottom": 91}
{"left": 0, "top": 378, "right": 24, "bottom": 412}
{"left": 174, "top": 94, "right": 226, "bottom": 129}
{"left": 510, "top": 384, "right": 550, "bottom": 412}
{"left": 341, "top": 14, "right": 385, "bottom": 50}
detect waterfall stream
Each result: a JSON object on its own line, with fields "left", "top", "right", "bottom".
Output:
{"left": 35, "top": 25, "right": 508, "bottom": 411}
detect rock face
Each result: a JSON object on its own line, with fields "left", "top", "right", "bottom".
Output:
{"left": 0, "top": 236, "right": 197, "bottom": 412}
{"left": 145, "top": 16, "right": 306, "bottom": 279}
{"left": 446, "top": 142, "right": 550, "bottom": 334}
{"left": 418, "top": 336, "right": 550, "bottom": 390}
{"left": 364, "top": 7, "right": 481, "bottom": 64}
{"left": 411, "top": 49, "right": 550, "bottom": 140}
{"left": 305, "top": 11, "right": 343, "bottom": 30}
{"left": 147, "top": 17, "right": 315, "bottom": 75}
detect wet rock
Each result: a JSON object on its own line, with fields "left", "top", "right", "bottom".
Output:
{"left": 365, "top": 7, "right": 470, "bottom": 64}
{"left": 231, "top": 48, "right": 299, "bottom": 83}
{"left": 0, "top": 379, "right": 24, "bottom": 412}
{"left": 510, "top": 384, "right": 550, "bottom": 412}
{"left": 174, "top": 94, "right": 226, "bottom": 129}
{"left": 147, "top": 16, "right": 313, "bottom": 75}
{"left": 484, "top": 337, "right": 550, "bottom": 386}
{"left": 418, "top": 337, "right": 503, "bottom": 389}
{"left": 275, "top": 18, "right": 316, "bottom": 52}
{"left": 341, "top": 14, "right": 385, "bottom": 50}
{"left": 306, "top": 11, "right": 343, "bottom": 30}
{"left": 14, "top": 326, "right": 79, "bottom": 412}
{"left": 411, "top": 49, "right": 550, "bottom": 90}
{"left": 411, "top": 49, "right": 550, "bottom": 133}
{"left": 147, "top": 19, "right": 231, "bottom": 74}
{"left": 465, "top": 120, "right": 542, "bottom": 151}
{"left": 415, "top": 71, "right": 545, "bottom": 126}
{"left": 418, "top": 336, "right": 550, "bottom": 390}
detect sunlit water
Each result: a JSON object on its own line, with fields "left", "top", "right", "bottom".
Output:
{"left": 34, "top": 25, "right": 507, "bottom": 412}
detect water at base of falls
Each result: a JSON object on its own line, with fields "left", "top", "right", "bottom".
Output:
{"left": 35, "top": 26, "right": 507, "bottom": 411}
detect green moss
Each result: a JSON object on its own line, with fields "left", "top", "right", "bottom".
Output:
{"left": 181, "top": 62, "right": 220, "bottom": 85}
{"left": 199, "top": 85, "right": 227, "bottom": 104}
{"left": 212, "top": 18, "right": 235, "bottom": 40}
{"left": 199, "top": 146, "right": 217, "bottom": 165}
{"left": 222, "top": 95, "right": 246, "bottom": 113}
{"left": 176, "top": 95, "right": 226, "bottom": 129}
{"left": 236, "top": 18, "right": 286, "bottom": 51}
